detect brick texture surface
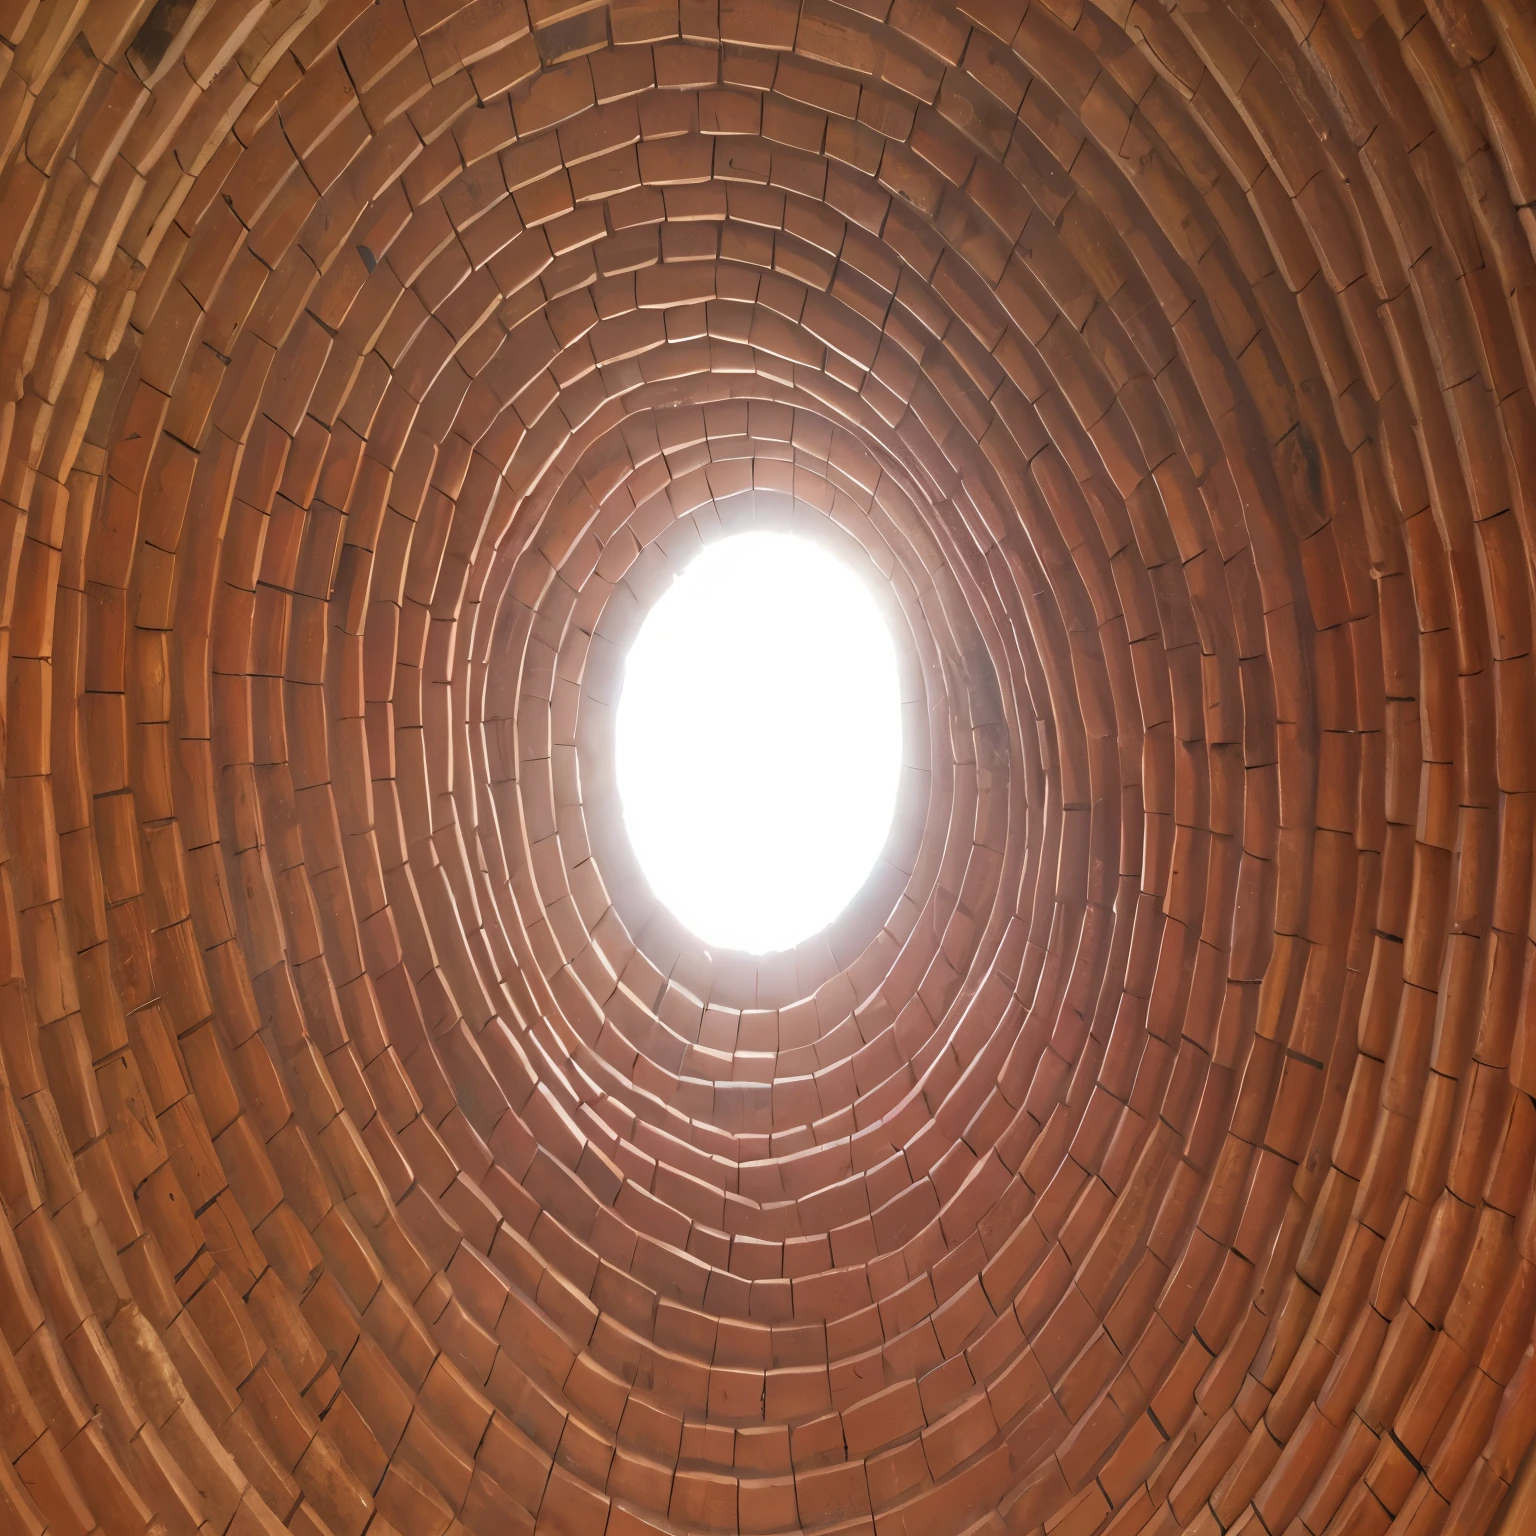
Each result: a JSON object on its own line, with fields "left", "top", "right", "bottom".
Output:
{"left": 0, "top": 0, "right": 1529, "bottom": 1534}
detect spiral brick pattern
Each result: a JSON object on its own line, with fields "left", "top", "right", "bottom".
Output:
{"left": 0, "top": 2, "right": 1534, "bottom": 1535}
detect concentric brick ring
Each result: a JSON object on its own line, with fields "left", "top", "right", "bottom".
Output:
{"left": 4, "top": 3, "right": 1536, "bottom": 1536}
{"left": 494, "top": 414, "right": 968, "bottom": 1016}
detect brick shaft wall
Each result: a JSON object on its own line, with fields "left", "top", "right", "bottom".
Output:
{"left": 0, "top": 1, "right": 1530, "bottom": 1535}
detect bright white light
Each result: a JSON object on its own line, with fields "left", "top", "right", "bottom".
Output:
{"left": 615, "top": 531, "right": 903, "bottom": 954}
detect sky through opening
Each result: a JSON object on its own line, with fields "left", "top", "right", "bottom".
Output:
{"left": 615, "top": 531, "right": 904, "bottom": 954}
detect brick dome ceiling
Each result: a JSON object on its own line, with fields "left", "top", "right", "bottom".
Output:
{"left": 3, "top": 0, "right": 1536, "bottom": 1535}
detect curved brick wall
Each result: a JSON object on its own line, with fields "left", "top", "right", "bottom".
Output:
{"left": 1, "top": 2, "right": 1535, "bottom": 1535}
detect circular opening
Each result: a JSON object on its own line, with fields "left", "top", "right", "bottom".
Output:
{"left": 615, "top": 530, "right": 904, "bottom": 955}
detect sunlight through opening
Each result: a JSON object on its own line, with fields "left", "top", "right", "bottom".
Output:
{"left": 615, "top": 531, "right": 904, "bottom": 955}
